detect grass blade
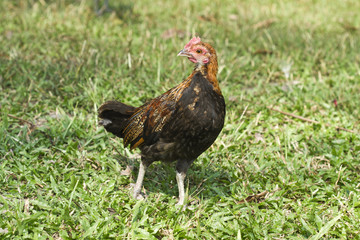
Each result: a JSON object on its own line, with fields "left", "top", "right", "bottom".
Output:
{"left": 310, "top": 214, "right": 343, "bottom": 240}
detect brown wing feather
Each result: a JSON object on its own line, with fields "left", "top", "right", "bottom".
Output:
{"left": 122, "top": 73, "right": 195, "bottom": 149}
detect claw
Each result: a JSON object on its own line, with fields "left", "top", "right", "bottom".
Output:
{"left": 133, "top": 191, "right": 146, "bottom": 200}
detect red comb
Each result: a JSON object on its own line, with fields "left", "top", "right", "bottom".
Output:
{"left": 184, "top": 37, "right": 201, "bottom": 49}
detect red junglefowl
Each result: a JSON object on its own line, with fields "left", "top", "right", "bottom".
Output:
{"left": 98, "top": 37, "right": 225, "bottom": 205}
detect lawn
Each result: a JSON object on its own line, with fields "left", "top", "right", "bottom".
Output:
{"left": 1, "top": 0, "right": 360, "bottom": 239}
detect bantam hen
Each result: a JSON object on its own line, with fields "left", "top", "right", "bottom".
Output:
{"left": 98, "top": 37, "right": 225, "bottom": 205}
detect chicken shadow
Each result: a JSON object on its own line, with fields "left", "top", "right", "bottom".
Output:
{"left": 113, "top": 153, "right": 232, "bottom": 202}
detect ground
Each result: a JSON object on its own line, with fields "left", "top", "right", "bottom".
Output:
{"left": 1, "top": 0, "right": 360, "bottom": 239}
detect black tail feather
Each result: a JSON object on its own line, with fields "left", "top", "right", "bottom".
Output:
{"left": 98, "top": 101, "right": 136, "bottom": 138}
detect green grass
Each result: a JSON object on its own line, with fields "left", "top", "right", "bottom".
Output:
{"left": 1, "top": 0, "right": 360, "bottom": 239}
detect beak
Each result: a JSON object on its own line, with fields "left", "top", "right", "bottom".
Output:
{"left": 177, "top": 49, "right": 192, "bottom": 57}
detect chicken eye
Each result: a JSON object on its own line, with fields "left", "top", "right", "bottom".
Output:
{"left": 196, "top": 49, "right": 202, "bottom": 54}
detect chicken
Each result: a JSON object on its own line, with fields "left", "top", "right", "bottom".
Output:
{"left": 98, "top": 37, "right": 226, "bottom": 205}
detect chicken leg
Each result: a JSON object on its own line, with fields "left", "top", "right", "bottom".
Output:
{"left": 133, "top": 160, "right": 148, "bottom": 200}
{"left": 94, "top": 0, "right": 111, "bottom": 15}
{"left": 176, "top": 160, "right": 194, "bottom": 205}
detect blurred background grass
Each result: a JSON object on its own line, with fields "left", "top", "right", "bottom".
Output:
{"left": 1, "top": 0, "right": 360, "bottom": 239}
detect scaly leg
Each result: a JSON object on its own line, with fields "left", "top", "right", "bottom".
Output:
{"left": 176, "top": 160, "right": 194, "bottom": 205}
{"left": 94, "top": 0, "right": 111, "bottom": 15}
{"left": 133, "top": 160, "right": 148, "bottom": 200}
{"left": 176, "top": 171, "right": 186, "bottom": 205}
